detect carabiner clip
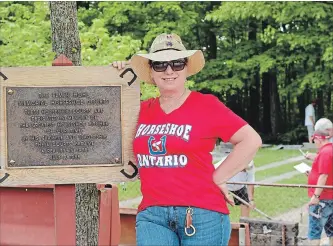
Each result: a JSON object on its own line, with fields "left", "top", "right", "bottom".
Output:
{"left": 185, "top": 207, "right": 196, "bottom": 237}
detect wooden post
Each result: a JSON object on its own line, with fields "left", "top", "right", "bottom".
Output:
{"left": 54, "top": 185, "right": 76, "bottom": 245}
{"left": 51, "top": 55, "right": 121, "bottom": 246}
{"left": 97, "top": 185, "right": 121, "bottom": 246}
{"left": 52, "top": 55, "right": 76, "bottom": 246}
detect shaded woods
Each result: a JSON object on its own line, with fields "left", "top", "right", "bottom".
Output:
{"left": 1, "top": 1, "right": 332, "bottom": 143}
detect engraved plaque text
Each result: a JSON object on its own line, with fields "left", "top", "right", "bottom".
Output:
{"left": 6, "top": 86, "right": 122, "bottom": 167}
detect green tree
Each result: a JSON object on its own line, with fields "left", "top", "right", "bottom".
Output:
{"left": 0, "top": 2, "right": 54, "bottom": 66}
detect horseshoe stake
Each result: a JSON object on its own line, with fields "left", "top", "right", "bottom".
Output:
{"left": 119, "top": 68, "right": 137, "bottom": 86}
{"left": 0, "top": 173, "right": 10, "bottom": 183}
{"left": 120, "top": 161, "right": 138, "bottom": 179}
{"left": 0, "top": 71, "right": 8, "bottom": 80}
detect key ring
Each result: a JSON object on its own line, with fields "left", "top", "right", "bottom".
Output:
{"left": 185, "top": 225, "right": 196, "bottom": 237}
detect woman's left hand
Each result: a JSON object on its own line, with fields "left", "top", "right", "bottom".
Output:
{"left": 219, "top": 184, "right": 235, "bottom": 206}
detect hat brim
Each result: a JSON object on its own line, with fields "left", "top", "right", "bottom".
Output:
{"left": 130, "top": 50, "right": 205, "bottom": 84}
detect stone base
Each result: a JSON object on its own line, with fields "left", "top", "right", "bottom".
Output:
{"left": 302, "top": 142, "right": 316, "bottom": 149}
{"left": 240, "top": 217, "right": 299, "bottom": 246}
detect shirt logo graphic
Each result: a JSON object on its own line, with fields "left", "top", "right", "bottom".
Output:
{"left": 148, "top": 135, "right": 167, "bottom": 156}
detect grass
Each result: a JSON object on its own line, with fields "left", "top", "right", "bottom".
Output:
{"left": 228, "top": 174, "right": 309, "bottom": 222}
{"left": 255, "top": 160, "right": 311, "bottom": 181}
{"left": 118, "top": 180, "right": 141, "bottom": 201}
{"left": 253, "top": 148, "right": 301, "bottom": 167}
{"left": 214, "top": 147, "right": 311, "bottom": 167}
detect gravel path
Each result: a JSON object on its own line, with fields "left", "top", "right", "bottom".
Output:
{"left": 260, "top": 170, "right": 300, "bottom": 183}
{"left": 256, "top": 156, "right": 305, "bottom": 171}
{"left": 119, "top": 195, "right": 142, "bottom": 208}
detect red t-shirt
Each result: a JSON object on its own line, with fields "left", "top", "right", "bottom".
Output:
{"left": 308, "top": 143, "right": 333, "bottom": 199}
{"left": 133, "top": 91, "right": 247, "bottom": 214}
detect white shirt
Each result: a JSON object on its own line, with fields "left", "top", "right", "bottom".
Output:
{"left": 214, "top": 156, "right": 255, "bottom": 191}
{"left": 305, "top": 104, "right": 315, "bottom": 126}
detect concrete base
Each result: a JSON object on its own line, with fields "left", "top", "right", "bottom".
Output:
{"left": 302, "top": 142, "right": 316, "bottom": 149}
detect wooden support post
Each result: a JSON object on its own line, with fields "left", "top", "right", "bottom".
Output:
{"left": 51, "top": 55, "right": 76, "bottom": 246}
{"left": 97, "top": 184, "right": 121, "bottom": 246}
{"left": 54, "top": 185, "right": 76, "bottom": 245}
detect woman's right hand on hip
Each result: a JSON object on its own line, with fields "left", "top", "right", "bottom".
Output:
{"left": 219, "top": 184, "right": 235, "bottom": 206}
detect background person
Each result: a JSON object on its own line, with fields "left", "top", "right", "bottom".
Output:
{"left": 214, "top": 156, "right": 256, "bottom": 218}
{"left": 307, "top": 128, "right": 333, "bottom": 246}
{"left": 305, "top": 99, "right": 317, "bottom": 143}
{"left": 113, "top": 33, "right": 262, "bottom": 246}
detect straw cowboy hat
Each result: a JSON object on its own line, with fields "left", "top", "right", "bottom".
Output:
{"left": 130, "top": 33, "right": 205, "bottom": 84}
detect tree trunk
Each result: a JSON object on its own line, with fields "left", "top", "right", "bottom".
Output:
{"left": 49, "top": 1, "right": 82, "bottom": 66}
{"left": 206, "top": 30, "right": 217, "bottom": 60}
{"left": 49, "top": 2, "right": 98, "bottom": 245}
{"left": 243, "top": 79, "right": 249, "bottom": 120}
{"left": 249, "top": 72, "right": 260, "bottom": 130}
{"left": 204, "top": 2, "right": 219, "bottom": 60}
{"left": 317, "top": 90, "right": 324, "bottom": 119}
{"left": 227, "top": 92, "right": 242, "bottom": 116}
{"left": 298, "top": 60, "right": 309, "bottom": 123}
{"left": 262, "top": 73, "right": 271, "bottom": 134}
{"left": 289, "top": 63, "right": 297, "bottom": 126}
{"left": 75, "top": 184, "right": 99, "bottom": 246}
{"left": 297, "top": 93, "right": 306, "bottom": 125}
{"left": 327, "top": 72, "right": 332, "bottom": 113}
{"left": 261, "top": 20, "right": 271, "bottom": 135}
{"left": 268, "top": 68, "right": 281, "bottom": 136}
{"left": 247, "top": 21, "right": 260, "bottom": 130}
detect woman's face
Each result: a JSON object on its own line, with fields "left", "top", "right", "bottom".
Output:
{"left": 150, "top": 59, "right": 188, "bottom": 92}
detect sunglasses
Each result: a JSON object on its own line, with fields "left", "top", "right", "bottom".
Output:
{"left": 311, "top": 135, "right": 328, "bottom": 141}
{"left": 150, "top": 59, "right": 187, "bottom": 72}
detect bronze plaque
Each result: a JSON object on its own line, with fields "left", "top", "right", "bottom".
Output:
{"left": 6, "top": 86, "right": 122, "bottom": 167}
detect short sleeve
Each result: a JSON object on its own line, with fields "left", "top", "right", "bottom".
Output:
{"left": 210, "top": 96, "right": 248, "bottom": 142}
{"left": 317, "top": 148, "right": 333, "bottom": 175}
{"left": 305, "top": 106, "right": 310, "bottom": 115}
{"left": 310, "top": 106, "right": 315, "bottom": 116}
{"left": 138, "top": 98, "right": 156, "bottom": 122}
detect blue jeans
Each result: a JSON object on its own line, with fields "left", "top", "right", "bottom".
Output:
{"left": 308, "top": 200, "right": 333, "bottom": 240}
{"left": 136, "top": 206, "right": 231, "bottom": 246}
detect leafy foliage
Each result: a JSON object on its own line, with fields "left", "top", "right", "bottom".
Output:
{"left": 1, "top": 1, "right": 333, "bottom": 142}
{"left": 0, "top": 2, "right": 54, "bottom": 66}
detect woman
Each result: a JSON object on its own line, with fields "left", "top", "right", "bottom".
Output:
{"left": 113, "top": 33, "right": 262, "bottom": 246}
